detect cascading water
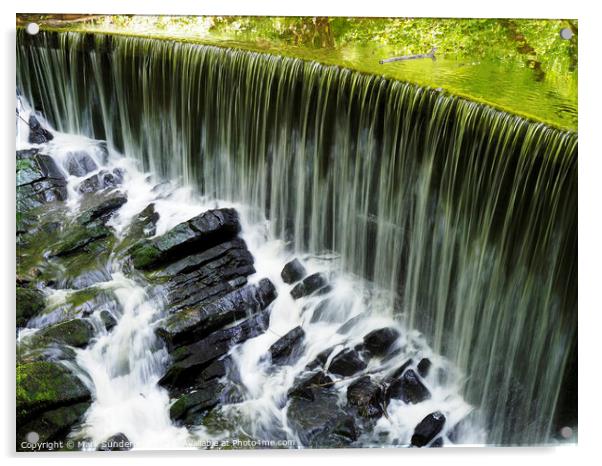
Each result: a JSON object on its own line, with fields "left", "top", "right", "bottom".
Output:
{"left": 16, "top": 29, "right": 577, "bottom": 445}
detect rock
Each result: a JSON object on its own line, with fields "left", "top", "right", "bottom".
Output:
{"left": 268, "top": 326, "right": 305, "bottom": 365}
{"left": 347, "top": 376, "right": 383, "bottom": 418}
{"left": 288, "top": 371, "right": 334, "bottom": 401}
{"left": 386, "top": 369, "right": 431, "bottom": 404}
{"left": 16, "top": 361, "right": 91, "bottom": 423}
{"left": 16, "top": 150, "right": 63, "bottom": 186}
{"left": 287, "top": 381, "right": 358, "bottom": 447}
{"left": 290, "top": 272, "right": 329, "bottom": 299}
{"left": 16, "top": 286, "right": 45, "bottom": 327}
{"left": 63, "top": 151, "right": 98, "bottom": 177}
{"left": 16, "top": 150, "right": 67, "bottom": 211}
{"left": 363, "top": 327, "right": 400, "bottom": 356}
{"left": 97, "top": 433, "right": 132, "bottom": 451}
{"left": 76, "top": 191, "right": 128, "bottom": 225}
{"left": 281, "top": 258, "right": 306, "bottom": 284}
{"left": 129, "top": 208, "right": 241, "bottom": 270}
{"left": 430, "top": 437, "right": 444, "bottom": 447}
{"left": 36, "top": 318, "right": 95, "bottom": 348}
{"left": 28, "top": 115, "right": 53, "bottom": 144}
{"left": 51, "top": 220, "right": 111, "bottom": 257}
{"left": 159, "top": 311, "right": 270, "bottom": 391}
{"left": 100, "top": 310, "right": 117, "bottom": 331}
{"left": 411, "top": 411, "right": 446, "bottom": 447}
{"left": 336, "top": 313, "right": 367, "bottom": 335}
{"left": 156, "top": 278, "right": 276, "bottom": 349}
{"left": 328, "top": 349, "right": 367, "bottom": 377}
{"left": 17, "top": 402, "right": 89, "bottom": 451}
{"left": 77, "top": 168, "right": 124, "bottom": 194}
{"left": 385, "top": 359, "right": 413, "bottom": 382}
{"left": 417, "top": 358, "right": 432, "bottom": 377}
{"left": 169, "top": 379, "right": 226, "bottom": 426}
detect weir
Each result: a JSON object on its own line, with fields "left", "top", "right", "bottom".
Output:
{"left": 17, "top": 29, "right": 578, "bottom": 445}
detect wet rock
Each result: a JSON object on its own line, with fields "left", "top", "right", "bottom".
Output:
{"left": 288, "top": 371, "right": 334, "bottom": 401}
{"left": 363, "top": 327, "right": 400, "bottom": 356}
{"left": 28, "top": 115, "right": 54, "bottom": 144}
{"left": 16, "top": 286, "right": 45, "bottom": 327}
{"left": 169, "top": 379, "right": 226, "bottom": 426}
{"left": 411, "top": 411, "right": 446, "bottom": 447}
{"left": 16, "top": 361, "right": 91, "bottom": 423}
{"left": 159, "top": 311, "right": 270, "bottom": 391}
{"left": 77, "top": 168, "right": 124, "bottom": 194}
{"left": 385, "top": 358, "right": 413, "bottom": 382}
{"left": 290, "top": 272, "right": 329, "bottom": 299}
{"left": 347, "top": 376, "right": 383, "bottom": 418}
{"left": 287, "top": 381, "right": 357, "bottom": 448}
{"left": 430, "top": 437, "right": 444, "bottom": 447}
{"left": 100, "top": 310, "right": 117, "bottom": 331}
{"left": 156, "top": 278, "right": 276, "bottom": 349}
{"left": 51, "top": 220, "right": 112, "bottom": 257}
{"left": 97, "top": 433, "right": 132, "bottom": 451}
{"left": 268, "top": 326, "right": 305, "bottom": 365}
{"left": 63, "top": 151, "right": 98, "bottom": 177}
{"left": 417, "top": 358, "right": 432, "bottom": 378}
{"left": 75, "top": 191, "right": 128, "bottom": 225}
{"left": 36, "top": 318, "right": 95, "bottom": 348}
{"left": 17, "top": 402, "right": 89, "bottom": 451}
{"left": 129, "top": 208, "right": 241, "bottom": 270}
{"left": 281, "top": 258, "right": 306, "bottom": 284}
{"left": 386, "top": 369, "right": 431, "bottom": 404}
{"left": 328, "top": 349, "right": 367, "bottom": 377}
{"left": 16, "top": 150, "right": 67, "bottom": 211}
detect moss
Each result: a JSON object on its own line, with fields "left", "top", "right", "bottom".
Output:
{"left": 36, "top": 319, "right": 95, "bottom": 348}
{"left": 16, "top": 286, "right": 46, "bottom": 327}
{"left": 16, "top": 361, "right": 91, "bottom": 422}
{"left": 129, "top": 241, "right": 161, "bottom": 269}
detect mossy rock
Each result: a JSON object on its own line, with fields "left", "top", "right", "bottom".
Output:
{"left": 16, "top": 361, "right": 91, "bottom": 423}
{"left": 36, "top": 319, "right": 95, "bottom": 349}
{"left": 16, "top": 402, "right": 90, "bottom": 451}
{"left": 16, "top": 286, "right": 46, "bottom": 327}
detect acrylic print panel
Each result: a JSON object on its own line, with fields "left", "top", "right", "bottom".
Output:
{"left": 15, "top": 14, "right": 577, "bottom": 451}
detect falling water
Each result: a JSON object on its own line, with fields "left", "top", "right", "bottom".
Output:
{"left": 17, "top": 29, "right": 577, "bottom": 445}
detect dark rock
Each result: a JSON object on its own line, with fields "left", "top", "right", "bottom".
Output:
{"left": 100, "top": 310, "right": 117, "bottom": 331}
{"left": 97, "top": 433, "right": 132, "bottom": 451}
{"left": 76, "top": 191, "right": 128, "bottom": 225}
{"left": 63, "top": 151, "right": 98, "bottom": 177}
{"left": 129, "top": 208, "right": 241, "bottom": 270}
{"left": 169, "top": 379, "right": 226, "bottom": 426}
{"left": 16, "top": 150, "right": 64, "bottom": 186}
{"left": 16, "top": 150, "right": 67, "bottom": 211}
{"left": 28, "top": 115, "right": 53, "bottom": 144}
{"left": 77, "top": 168, "right": 124, "bottom": 194}
{"left": 159, "top": 311, "right": 270, "bottom": 391}
{"left": 411, "top": 411, "right": 446, "bottom": 447}
{"left": 430, "top": 437, "right": 444, "bottom": 447}
{"left": 347, "top": 376, "right": 383, "bottom": 418}
{"left": 16, "top": 286, "right": 45, "bottom": 327}
{"left": 51, "top": 220, "right": 111, "bottom": 257}
{"left": 288, "top": 371, "right": 334, "bottom": 401}
{"left": 156, "top": 278, "right": 276, "bottom": 349}
{"left": 268, "top": 326, "right": 305, "bottom": 366}
{"left": 386, "top": 359, "right": 413, "bottom": 382}
{"left": 16, "top": 361, "right": 91, "bottom": 423}
{"left": 290, "top": 273, "right": 329, "bottom": 299}
{"left": 281, "top": 258, "right": 306, "bottom": 284}
{"left": 386, "top": 369, "right": 431, "bottom": 404}
{"left": 417, "top": 358, "right": 432, "bottom": 378}
{"left": 36, "top": 318, "right": 95, "bottom": 348}
{"left": 328, "top": 349, "right": 367, "bottom": 377}
{"left": 17, "top": 402, "right": 89, "bottom": 451}
{"left": 363, "top": 327, "right": 400, "bottom": 356}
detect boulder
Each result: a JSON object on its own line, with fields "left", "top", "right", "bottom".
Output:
{"left": 288, "top": 371, "right": 334, "bottom": 401}
{"left": 328, "top": 349, "right": 367, "bottom": 377}
{"left": 268, "top": 326, "right": 305, "bottom": 365}
{"left": 16, "top": 361, "right": 91, "bottom": 423}
{"left": 411, "top": 411, "right": 446, "bottom": 447}
{"left": 159, "top": 310, "right": 271, "bottom": 391}
{"left": 346, "top": 376, "right": 383, "bottom": 418}
{"left": 363, "top": 327, "right": 400, "bottom": 356}
{"left": 129, "top": 208, "right": 241, "bottom": 270}
{"left": 28, "top": 115, "right": 53, "bottom": 144}
{"left": 386, "top": 369, "right": 431, "bottom": 404}
{"left": 63, "top": 151, "right": 98, "bottom": 177}
{"left": 100, "top": 310, "right": 117, "bottom": 331}
{"left": 156, "top": 278, "right": 276, "bottom": 349}
{"left": 97, "top": 433, "right": 132, "bottom": 451}
{"left": 281, "top": 258, "right": 306, "bottom": 284}
{"left": 36, "top": 318, "right": 95, "bottom": 348}
{"left": 417, "top": 358, "right": 432, "bottom": 378}
{"left": 290, "top": 272, "right": 329, "bottom": 299}
{"left": 16, "top": 286, "right": 45, "bottom": 327}
{"left": 169, "top": 379, "right": 226, "bottom": 426}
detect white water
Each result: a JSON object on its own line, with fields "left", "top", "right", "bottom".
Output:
{"left": 17, "top": 100, "right": 484, "bottom": 449}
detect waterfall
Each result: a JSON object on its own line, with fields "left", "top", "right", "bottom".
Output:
{"left": 17, "top": 29, "right": 577, "bottom": 445}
